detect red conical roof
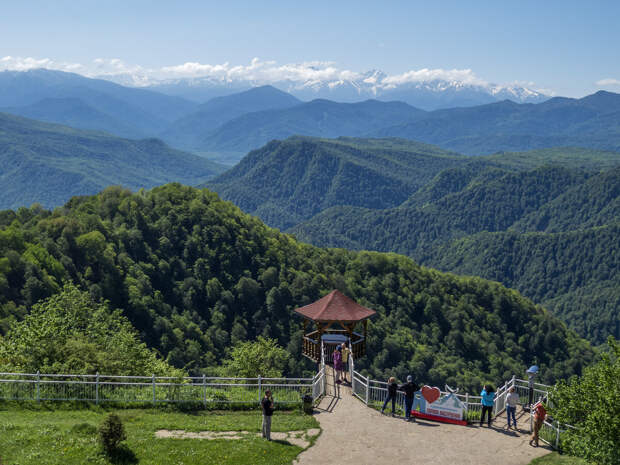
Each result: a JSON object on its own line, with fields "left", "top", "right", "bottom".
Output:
{"left": 294, "top": 290, "right": 376, "bottom": 322}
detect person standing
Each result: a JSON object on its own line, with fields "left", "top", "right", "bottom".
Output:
{"left": 480, "top": 385, "right": 495, "bottom": 427}
{"left": 341, "top": 343, "right": 351, "bottom": 383}
{"left": 381, "top": 377, "right": 399, "bottom": 416}
{"left": 529, "top": 400, "right": 547, "bottom": 447}
{"left": 261, "top": 389, "right": 274, "bottom": 440}
{"left": 506, "top": 387, "right": 520, "bottom": 429}
{"left": 399, "top": 375, "right": 419, "bottom": 422}
{"left": 333, "top": 345, "right": 343, "bottom": 384}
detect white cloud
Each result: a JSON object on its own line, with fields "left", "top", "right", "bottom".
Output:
{"left": 0, "top": 55, "right": 81, "bottom": 72}
{"left": 0, "top": 55, "right": 549, "bottom": 97}
{"left": 596, "top": 78, "right": 620, "bottom": 86}
{"left": 382, "top": 68, "right": 486, "bottom": 88}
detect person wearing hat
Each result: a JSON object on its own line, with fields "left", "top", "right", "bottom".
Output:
{"left": 399, "top": 376, "right": 419, "bottom": 422}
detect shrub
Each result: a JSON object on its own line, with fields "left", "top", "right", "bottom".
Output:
{"left": 98, "top": 414, "right": 126, "bottom": 455}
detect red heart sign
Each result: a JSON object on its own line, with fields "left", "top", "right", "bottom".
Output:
{"left": 421, "top": 385, "right": 441, "bottom": 404}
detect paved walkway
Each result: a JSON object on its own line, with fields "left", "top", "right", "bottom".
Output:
{"left": 295, "top": 367, "right": 550, "bottom": 465}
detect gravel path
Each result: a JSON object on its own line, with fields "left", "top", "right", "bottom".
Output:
{"left": 295, "top": 366, "right": 551, "bottom": 465}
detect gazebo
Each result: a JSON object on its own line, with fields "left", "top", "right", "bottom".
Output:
{"left": 294, "top": 290, "right": 376, "bottom": 363}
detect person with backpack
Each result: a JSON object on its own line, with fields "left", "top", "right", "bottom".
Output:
{"left": 261, "top": 389, "right": 274, "bottom": 440}
{"left": 480, "top": 385, "right": 495, "bottom": 427}
{"left": 399, "top": 375, "right": 419, "bottom": 422}
{"left": 381, "top": 377, "right": 399, "bottom": 416}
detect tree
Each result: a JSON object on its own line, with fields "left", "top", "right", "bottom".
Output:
{"left": 220, "top": 337, "right": 290, "bottom": 378}
{"left": 0, "top": 283, "right": 181, "bottom": 376}
{"left": 550, "top": 337, "right": 620, "bottom": 465}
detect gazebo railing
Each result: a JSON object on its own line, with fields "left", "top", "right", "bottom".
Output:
{"left": 302, "top": 329, "right": 365, "bottom": 362}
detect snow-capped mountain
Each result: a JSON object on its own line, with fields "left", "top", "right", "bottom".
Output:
{"left": 129, "top": 70, "right": 549, "bottom": 110}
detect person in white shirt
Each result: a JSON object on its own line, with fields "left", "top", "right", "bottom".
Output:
{"left": 506, "top": 387, "right": 520, "bottom": 429}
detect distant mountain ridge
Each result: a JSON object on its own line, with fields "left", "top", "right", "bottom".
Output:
{"left": 138, "top": 70, "right": 548, "bottom": 110}
{"left": 0, "top": 69, "right": 198, "bottom": 138}
{"left": 0, "top": 112, "right": 224, "bottom": 210}
{"left": 160, "top": 85, "right": 301, "bottom": 151}
{"left": 1, "top": 70, "right": 618, "bottom": 165}
{"left": 373, "top": 91, "right": 620, "bottom": 154}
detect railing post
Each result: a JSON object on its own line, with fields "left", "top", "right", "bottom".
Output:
{"left": 258, "top": 375, "right": 262, "bottom": 405}
{"left": 36, "top": 370, "right": 40, "bottom": 402}
{"left": 152, "top": 374, "right": 156, "bottom": 406}
{"left": 96, "top": 372, "right": 100, "bottom": 405}
{"left": 555, "top": 421, "right": 560, "bottom": 450}
{"left": 202, "top": 374, "right": 207, "bottom": 408}
{"left": 365, "top": 377, "right": 369, "bottom": 405}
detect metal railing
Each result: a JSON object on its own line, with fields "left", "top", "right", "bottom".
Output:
{"left": 345, "top": 367, "right": 573, "bottom": 444}
{"left": 0, "top": 371, "right": 318, "bottom": 406}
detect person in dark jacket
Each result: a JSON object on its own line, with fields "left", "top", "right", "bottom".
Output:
{"left": 261, "top": 389, "right": 274, "bottom": 440}
{"left": 399, "top": 375, "right": 419, "bottom": 421}
{"left": 381, "top": 377, "right": 399, "bottom": 416}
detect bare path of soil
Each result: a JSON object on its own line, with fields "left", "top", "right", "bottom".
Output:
{"left": 295, "top": 366, "right": 551, "bottom": 465}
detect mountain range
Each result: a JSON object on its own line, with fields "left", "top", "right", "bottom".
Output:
{"left": 0, "top": 69, "right": 198, "bottom": 138}
{"left": 2, "top": 70, "right": 619, "bottom": 165}
{"left": 0, "top": 112, "right": 224, "bottom": 210}
{"left": 137, "top": 69, "right": 549, "bottom": 110}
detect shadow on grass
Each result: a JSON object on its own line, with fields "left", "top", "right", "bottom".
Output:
{"left": 106, "top": 445, "right": 138, "bottom": 465}
{"left": 271, "top": 439, "right": 295, "bottom": 446}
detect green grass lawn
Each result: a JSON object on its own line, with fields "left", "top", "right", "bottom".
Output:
{"left": 0, "top": 403, "right": 319, "bottom": 465}
{"left": 529, "top": 452, "right": 591, "bottom": 465}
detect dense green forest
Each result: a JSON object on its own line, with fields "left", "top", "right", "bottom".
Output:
{"left": 0, "top": 112, "right": 224, "bottom": 210}
{"left": 282, "top": 148, "right": 620, "bottom": 344}
{"left": 0, "top": 184, "right": 595, "bottom": 390}
{"left": 206, "top": 136, "right": 466, "bottom": 229}
{"left": 419, "top": 226, "right": 620, "bottom": 345}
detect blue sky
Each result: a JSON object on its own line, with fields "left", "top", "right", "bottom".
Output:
{"left": 1, "top": 0, "right": 619, "bottom": 97}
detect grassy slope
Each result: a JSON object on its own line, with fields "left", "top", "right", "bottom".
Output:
{"left": 529, "top": 453, "right": 590, "bottom": 465}
{"left": 0, "top": 404, "right": 318, "bottom": 465}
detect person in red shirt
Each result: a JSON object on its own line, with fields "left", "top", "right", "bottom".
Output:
{"left": 529, "top": 400, "right": 547, "bottom": 447}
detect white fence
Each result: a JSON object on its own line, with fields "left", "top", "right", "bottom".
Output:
{"left": 0, "top": 371, "right": 325, "bottom": 407}
{"left": 348, "top": 351, "right": 574, "bottom": 451}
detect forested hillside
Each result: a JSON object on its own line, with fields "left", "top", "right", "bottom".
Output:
{"left": 288, "top": 155, "right": 620, "bottom": 343}
{"left": 0, "top": 184, "right": 594, "bottom": 389}
{"left": 206, "top": 136, "right": 465, "bottom": 229}
{"left": 292, "top": 166, "right": 592, "bottom": 253}
{"left": 418, "top": 225, "right": 620, "bottom": 345}
{"left": 0, "top": 112, "right": 224, "bottom": 210}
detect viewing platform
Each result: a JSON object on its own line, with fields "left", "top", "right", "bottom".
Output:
{"left": 294, "top": 290, "right": 376, "bottom": 363}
